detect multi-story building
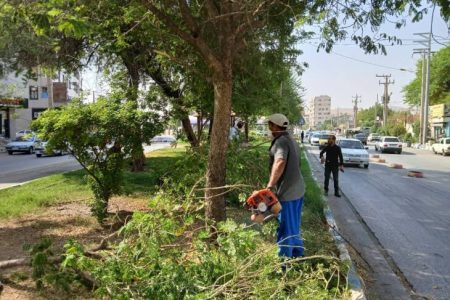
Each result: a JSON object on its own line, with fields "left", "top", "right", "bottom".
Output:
{"left": 307, "top": 95, "right": 331, "bottom": 128}
{"left": 0, "top": 69, "right": 81, "bottom": 139}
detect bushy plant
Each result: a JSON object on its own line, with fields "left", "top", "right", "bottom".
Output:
{"left": 31, "top": 98, "right": 164, "bottom": 222}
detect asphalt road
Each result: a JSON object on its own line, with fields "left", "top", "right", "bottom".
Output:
{"left": 306, "top": 143, "right": 450, "bottom": 299}
{"left": 0, "top": 143, "right": 171, "bottom": 190}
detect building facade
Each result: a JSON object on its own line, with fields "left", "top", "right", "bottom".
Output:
{"left": 307, "top": 95, "right": 331, "bottom": 128}
{"left": 429, "top": 104, "right": 450, "bottom": 139}
{"left": 0, "top": 70, "right": 81, "bottom": 139}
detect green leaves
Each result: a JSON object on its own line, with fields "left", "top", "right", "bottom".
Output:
{"left": 31, "top": 97, "right": 164, "bottom": 222}
{"left": 403, "top": 46, "right": 450, "bottom": 106}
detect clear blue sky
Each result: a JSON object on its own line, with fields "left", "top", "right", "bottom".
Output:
{"left": 298, "top": 6, "right": 449, "bottom": 110}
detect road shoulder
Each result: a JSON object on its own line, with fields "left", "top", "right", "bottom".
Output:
{"left": 304, "top": 145, "right": 413, "bottom": 300}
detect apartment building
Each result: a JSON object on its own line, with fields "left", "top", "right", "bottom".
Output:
{"left": 0, "top": 69, "right": 81, "bottom": 139}
{"left": 306, "top": 95, "right": 331, "bottom": 128}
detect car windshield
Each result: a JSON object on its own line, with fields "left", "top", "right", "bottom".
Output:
{"left": 355, "top": 134, "right": 365, "bottom": 138}
{"left": 320, "top": 134, "right": 333, "bottom": 139}
{"left": 14, "top": 136, "right": 34, "bottom": 142}
{"left": 339, "top": 140, "right": 364, "bottom": 149}
{"left": 385, "top": 138, "right": 399, "bottom": 142}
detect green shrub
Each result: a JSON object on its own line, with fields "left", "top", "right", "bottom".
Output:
{"left": 61, "top": 209, "right": 346, "bottom": 299}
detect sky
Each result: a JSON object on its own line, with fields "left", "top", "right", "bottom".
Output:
{"left": 298, "top": 6, "right": 449, "bottom": 110}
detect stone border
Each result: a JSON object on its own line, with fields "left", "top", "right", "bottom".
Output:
{"left": 303, "top": 147, "right": 366, "bottom": 300}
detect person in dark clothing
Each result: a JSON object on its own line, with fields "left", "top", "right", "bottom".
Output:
{"left": 300, "top": 131, "right": 304, "bottom": 143}
{"left": 319, "top": 135, "right": 344, "bottom": 197}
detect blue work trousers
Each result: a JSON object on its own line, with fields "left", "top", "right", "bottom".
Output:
{"left": 277, "top": 197, "right": 304, "bottom": 258}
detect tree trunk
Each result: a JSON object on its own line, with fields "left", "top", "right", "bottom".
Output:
{"left": 244, "top": 115, "right": 249, "bottom": 143}
{"left": 208, "top": 117, "right": 213, "bottom": 140}
{"left": 181, "top": 114, "right": 199, "bottom": 147}
{"left": 205, "top": 69, "right": 232, "bottom": 224}
{"left": 125, "top": 62, "right": 146, "bottom": 172}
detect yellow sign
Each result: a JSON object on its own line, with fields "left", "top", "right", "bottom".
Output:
{"left": 0, "top": 97, "right": 27, "bottom": 108}
{"left": 429, "top": 104, "right": 448, "bottom": 119}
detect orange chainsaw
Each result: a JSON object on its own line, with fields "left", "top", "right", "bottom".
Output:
{"left": 245, "top": 189, "right": 282, "bottom": 223}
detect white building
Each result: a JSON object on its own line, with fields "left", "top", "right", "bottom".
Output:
{"left": 0, "top": 69, "right": 81, "bottom": 139}
{"left": 307, "top": 95, "right": 331, "bottom": 128}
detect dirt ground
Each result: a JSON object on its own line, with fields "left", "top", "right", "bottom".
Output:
{"left": 0, "top": 197, "right": 149, "bottom": 300}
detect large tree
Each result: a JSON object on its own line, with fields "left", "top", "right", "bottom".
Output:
{"left": 4, "top": 0, "right": 448, "bottom": 224}
{"left": 403, "top": 45, "right": 450, "bottom": 106}
{"left": 139, "top": 0, "right": 449, "bottom": 223}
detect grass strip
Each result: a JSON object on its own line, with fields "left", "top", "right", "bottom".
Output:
{"left": 0, "top": 147, "right": 186, "bottom": 220}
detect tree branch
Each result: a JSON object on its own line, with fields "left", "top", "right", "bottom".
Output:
{"left": 178, "top": 0, "right": 199, "bottom": 36}
{"left": 144, "top": 1, "right": 223, "bottom": 72}
{"left": 205, "top": 0, "right": 219, "bottom": 18}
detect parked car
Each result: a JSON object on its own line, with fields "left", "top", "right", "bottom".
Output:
{"left": 15, "top": 129, "right": 35, "bottom": 138}
{"left": 368, "top": 133, "right": 381, "bottom": 142}
{"left": 35, "top": 141, "right": 64, "bottom": 157}
{"left": 318, "top": 134, "right": 334, "bottom": 149}
{"left": 310, "top": 133, "right": 320, "bottom": 146}
{"left": 337, "top": 138, "right": 369, "bottom": 168}
{"left": 5, "top": 135, "right": 38, "bottom": 155}
{"left": 151, "top": 135, "right": 177, "bottom": 143}
{"left": 375, "top": 136, "right": 402, "bottom": 154}
{"left": 431, "top": 137, "right": 450, "bottom": 156}
{"left": 354, "top": 133, "right": 368, "bottom": 145}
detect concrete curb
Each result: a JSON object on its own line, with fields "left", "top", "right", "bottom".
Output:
{"left": 303, "top": 147, "right": 366, "bottom": 300}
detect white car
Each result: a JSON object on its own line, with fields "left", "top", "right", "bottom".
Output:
{"left": 310, "top": 133, "right": 320, "bottom": 146}
{"left": 15, "top": 129, "right": 35, "bottom": 138}
{"left": 368, "top": 133, "right": 381, "bottom": 142}
{"left": 35, "top": 141, "right": 64, "bottom": 157}
{"left": 337, "top": 138, "right": 369, "bottom": 168}
{"left": 375, "top": 136, "right": 402, "bottom": 154}
{"left": 151, "top": 135, "right": 176, "bottom": 143}
{"left": 431, "top": 137, "right": 450, "bottom": 156}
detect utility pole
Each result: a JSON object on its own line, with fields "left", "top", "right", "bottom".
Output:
{"left": 376, "top": 74, "right": 394, "bottom": 127}
{"left": 414, "top": 32, "right": 432, "bottom": 144}
{"left": 375, "top": 94, "right": 379, "bottom": 123}
{"left": 352, "top": 94, "right": 361, "bottom": 128}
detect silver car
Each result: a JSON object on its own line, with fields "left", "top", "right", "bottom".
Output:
{"left": 35, "top": 141, "right": 64, "bottom": 157}
{"left": 375, "top": 136, "right": 402, "bottom": 154}
{"left": 6, "top": 135, "right": 38, "bottom": 155}
{"left": 337, "top": 138, "right": 370, "bottom": 168}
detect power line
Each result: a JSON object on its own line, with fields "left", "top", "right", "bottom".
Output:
{"left": 330, "top": 51, "right": 415, "bottom": 73}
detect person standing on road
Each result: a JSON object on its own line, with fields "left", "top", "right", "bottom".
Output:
{"left": 267, "top": 113, "right": 306, "bottom": 259}
{"left": 301, "top": 131, "right": 304, "bottom": 143}
{"left": 319, "top": 135, "right": 344, "bottom": 197}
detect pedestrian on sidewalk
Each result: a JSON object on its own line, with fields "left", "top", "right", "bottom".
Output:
{"left": 267, "top": 113, "right": 306, "bottom": 259}
{"left": 301, "top": 131, "right": 304, "bottom": 143}
{"left": 319, "top": 135, "right": 344, "bottom": 197}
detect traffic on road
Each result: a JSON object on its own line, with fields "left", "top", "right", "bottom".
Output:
{"left": 302, "top": 128, "right": 450, "bottom": 299}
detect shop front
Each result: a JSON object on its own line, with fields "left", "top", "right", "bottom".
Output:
{"left": 0, "top": 97, "right": 28, "bottom": 138}
{"left": 429, "top": 104, "right": 450, "bottom": 140}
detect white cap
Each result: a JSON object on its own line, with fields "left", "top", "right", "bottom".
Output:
{"left": 268, "top": 113, "right": 289, "bottom": 128}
